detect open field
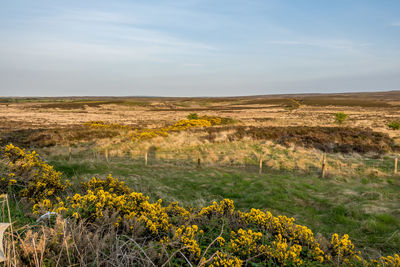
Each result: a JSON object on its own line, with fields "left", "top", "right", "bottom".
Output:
{"left": 1, "top": 91, "right": 400, "bottom": 266}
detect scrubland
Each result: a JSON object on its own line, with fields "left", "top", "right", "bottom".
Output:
{"left": 0, "top": 91, "right": 400, "bottom": 266}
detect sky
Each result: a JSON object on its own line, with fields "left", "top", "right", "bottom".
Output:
{"left": 0, "top": 0, "right": 399, "bottom": 97}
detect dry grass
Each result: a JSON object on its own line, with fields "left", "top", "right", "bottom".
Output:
{"left": 1, "top": 92, "right": 400, "bottom": 264}
{"left": 1, "top": 92, "right": 400, "bottom": 138}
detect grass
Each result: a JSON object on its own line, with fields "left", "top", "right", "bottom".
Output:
{"left": 47, "top": 153, "right": 400, "bottom": 255}
{"left": 2, "top": 92, "right": 400, "bottom": 263}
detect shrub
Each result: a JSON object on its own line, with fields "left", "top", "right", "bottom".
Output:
{"left": 199, "top": 115, "right": 236, "bottom": 125}
{"left": 287, "top": 98, "right": 302, "bottom": 111}
{"left": 388, "top": 121, "right": 400, "bottom": 130}
{"left": 187, "top": 113, "right": 199, "bottom": 120}
{"left": 33, "top": 174, "right": 399, "bottom": 266}
{"left": 131, "top": 116, "right": 235, "bottom": 142}
{"left": 334, "top": 112, "right": 348, "bottom": 124}
{"left": 0, "top": 143, "right": 70, "bottom": 203}
{"left": 84, "top": 121, "right": 131, "bottom": 130}
{"left": 215, "top": 126, "right": 397, "bottom": 154}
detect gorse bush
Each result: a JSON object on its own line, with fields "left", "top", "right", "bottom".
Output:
{"left": 84, "top": 121, "right": 131, "bottom": 130}
{"left": 83, "top": 115, "right": 235, "bottom": 142}
{"left": 287, "top": 98, "right": 302, "bottom": 111}
{"left": 130, "top": 116, "right": 235, "bottom": 141}
{"left": 199, "top": 115, "right": 236, "bottom": 126}
{"left": 32, "top": 175, "right": 400, "bottom": 266}
{"left": 130, "top": 119, "right": 211, "bottom": 141}
{"left": 2, "top": 144, "right": 399, "bottom": 266}
{"left": 0, "top": 143, "right": 70, "bottom": 203}
{"left": 388, "top": 121, "right": 400, "bottom": 130}
{"left": 334, "top": 112, "right": 349, "bottom": 124}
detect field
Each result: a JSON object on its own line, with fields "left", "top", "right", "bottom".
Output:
{"left": 1, "top": 91, "right": 400, "bottom": 266}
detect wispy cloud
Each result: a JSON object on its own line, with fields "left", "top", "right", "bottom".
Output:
{"left": 58, "top": 9, "right": 134, "bottom": 24}
{"left": 391, "top": 22, "right": 400, "bottom": 27}
{"left": 0, "top": 7, "right": 218, "bottom": 70}
{"left": 42, "top": 8, "right": 217, "bottom": 50}
{"left": 266, "top": 39, "right": 371, "bottom": 51}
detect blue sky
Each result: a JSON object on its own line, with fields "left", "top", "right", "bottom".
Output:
{"left": 0, "top": 0, "right": 399, "bottom": 96}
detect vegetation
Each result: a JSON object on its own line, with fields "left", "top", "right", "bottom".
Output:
{"left": 388, "top": 121, "right": 400, "bottom": 130}
{"left": 0, "top": 144, "right": 69, "bottom": 203}
{"left": 334, "top": 112, "right": 349, "bottom": 124}
{"left": 84, "top": 121, "right": 132, "bottom": 130}
{"left": 287, "top": 98, "right": 302, "bottom": 111}
{"left": 207, "top": 126, "right": 398, "bottom": 154}
{"left": 75, "top": 116, "right": 235, "bottom": 143}
{"left": 1, "top": 144, "right": 400, "bottom": 266}
{"left": 187, "top": 113, "right": 199, "bottom": 120}
{"left": 1, "top": 94, "right": 400, "bottom": 265}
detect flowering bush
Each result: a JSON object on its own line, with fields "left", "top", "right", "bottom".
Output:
{"left": 208, "top": 251, "right": 243, "bottom": 266}
{"left": 0, "top": 143, "right": 69, "bottom": 203}
{"left": 130, "top": 119, "right": 212, "bottom": 141}
{"left": 330, "top": 233, "right": 361, "bottom": 264}
{"left": 198, "top": 199, "right": 235, "bottom": 217}
{"left": 227, "top": 229, "right": 266, "bottom": 258}
{"left": 130, "top": 116, "right": 235, "bottom": 142}
{"left": 379, "top": 254, "right": 400, "bottom": 266}
{"left": 84, "top": 116, "right": 235, "bottom": 142}
{"left": 34, "top": 174, "right": 398, "bottom": 266}
{"left": 84, "top": 121, "right": 131, "bottom": 130}
{"left": 198, "top": 115, "right": 236, "bottom": 126}
{"left": 49, "top": 176, "right": 170, "bottom": 234}
{"left": 83, "top": 174, "right": 130, "bottom": 195}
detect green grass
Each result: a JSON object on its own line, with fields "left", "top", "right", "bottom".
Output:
{"left": 47, "top": 154, "right": 400, "bottom": 255}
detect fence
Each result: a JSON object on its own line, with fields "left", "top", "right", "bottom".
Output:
{"left": 66, "top": 146, "right": 400, "bottom": 179}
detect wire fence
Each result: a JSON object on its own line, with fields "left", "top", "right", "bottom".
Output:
{"left": 65, "top": 146, "right": 400, "bottom": 179}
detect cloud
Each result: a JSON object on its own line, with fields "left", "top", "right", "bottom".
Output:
{"left": 56, "top": 9, "right": 134, "bottom": 24}
{"left": 391, "top": 22, "right": 400, "bottom": 27}
{"left": 265, "top": 39, "right": 371, "bottom": 51}
{"left": 41, "top": 8, "right": 217, "bottom": 50}
{"left": 0, "top": 7, "right": 218, "bottom": 71}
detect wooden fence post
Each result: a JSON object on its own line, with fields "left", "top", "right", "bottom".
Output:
{"left": 395, "top": 157, "right": 398, "bottom": 175}
{"left": 105, "top": 149, "right": 109, "bottom": 163}
{"left": 320, "top": 154, "right": 327, "bottom": 178}
{"left": 145, "top": 152, "right": 148, "bottom": 166}
{"left": 259, "top": 156, "right": 263, "bottom": 174}
{"left": 68, "top": 147, "right": 72, "bottom": 161}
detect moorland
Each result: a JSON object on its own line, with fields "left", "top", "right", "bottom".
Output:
{"left": 0, "top": 91, "right": 400, "bottom": 266}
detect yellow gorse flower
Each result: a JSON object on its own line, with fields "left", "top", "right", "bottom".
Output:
{"left": 198, "top": 199, "right": 235, "bottom": 217}
{"left": 0, "top": 143, "right": 69, "bottom": 206}
{"left": 228, "top": 229, "right": 265, "bottom": 258}
{"left": 209, "top": 251, "right": 243, "bottom": 267}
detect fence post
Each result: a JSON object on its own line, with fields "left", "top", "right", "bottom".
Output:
{"left": 395, "top": 157, "right": 398, "bottom": 175}
{"left": 320, "top": 154, "right": 327, "bottom": 178}
{"left": 197, "top": 157, "right": 201, "bottom": 167}
{"left": 259, "top": 156, "right": 263, "bottom": 174}
{"left": 145, "top": 152, "right": 148, "bottom": 166}
{"left": 68, "top": 146, "right": 72, "bottom": 161}
{"left": 105, "top": 149, "right": 109, "bottom": 163}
